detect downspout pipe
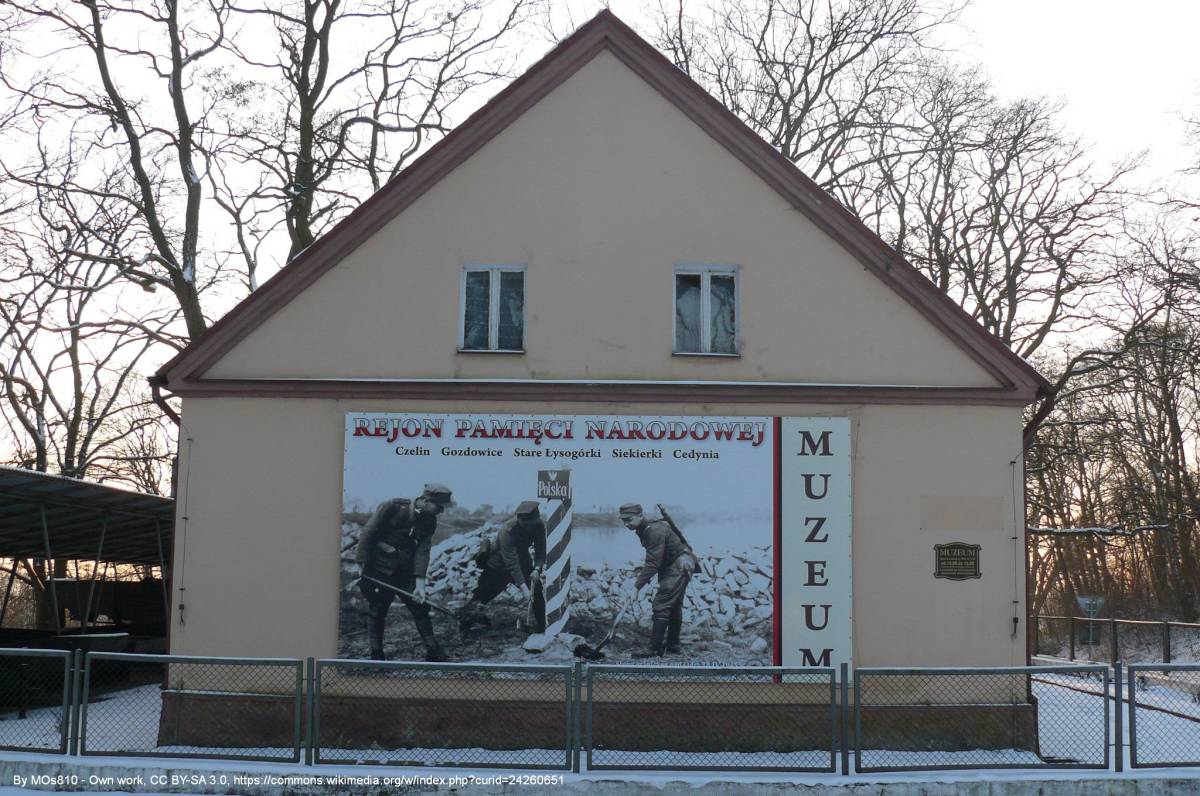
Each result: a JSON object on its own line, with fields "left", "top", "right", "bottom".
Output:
{"left": 150, "top": 376, "right": 181, "bottom": 427}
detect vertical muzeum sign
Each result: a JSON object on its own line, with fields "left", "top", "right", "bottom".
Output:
{"left": 780, "top": 418, "right": 852, "bottom": 668}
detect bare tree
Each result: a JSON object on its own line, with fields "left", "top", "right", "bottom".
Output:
{"left": 208, "top": 0, "right": 534, "bottom": 266}
{"left": 875, "top": 66, "right": 1137, "bottom": 360}
{"left": 651, "top": 2, "right": 1135, "bottom": 371}
{"left": 0, "top": 1, "right": 236, "bottom": 339}
{"left": 651, "top": 0, "right": 962, "bottom": 196}
{"left": 1, "top": 0, "right": 535, "bottom": 329}
{"left": 0, "top": 159, "right": 182, "bottom": 487}
{"left": 1025, "top": 210, "right": 1200, "bottom": 620}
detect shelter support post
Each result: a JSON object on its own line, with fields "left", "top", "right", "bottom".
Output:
{"left": 82, "top": 514, "right": 109, "bottom": 633}
{"left": 0, "top": 560, "right": 16, "bottom": 626}
{"left": 40, "top": 504, "right": 62, "bottom": 634}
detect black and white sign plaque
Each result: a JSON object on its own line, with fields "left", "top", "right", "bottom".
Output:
{"left": 934, "top": 543, "right": 981, "bottom": 580}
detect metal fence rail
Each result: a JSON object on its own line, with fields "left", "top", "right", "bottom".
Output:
{"left": 1128, "top": 663, "right": 1200, "bottom": 768}
{"left": 1036, "top": 615, "right": 1200, "bottom": 664}
{"left": 585, "top": 665, "right": 837, "bottom": 772}
{"left": 9, "top": 646, "right": 1200, "bottom": 773}
{"left": 312, "top": 659, "right": 573, "bottom": 770}
{"left": 0, "top": 648, "right": 72, "bottom": 754}
{"left": 80, "top": 652, "right": 303, "bottom": 762}
{"left": 1034, "top": 616, "right": 1073, "bottom": 658}
{"left": 855, "top": 665, "right": 1109, "bottom": 772}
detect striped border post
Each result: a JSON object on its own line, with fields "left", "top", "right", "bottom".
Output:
{"left": 537, "top": 469, "right": 573, "bottom": 636}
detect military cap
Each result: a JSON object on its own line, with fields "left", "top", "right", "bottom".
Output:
{"left": 421, "top": 483, "right": 453, "bottom": 505}
{"left": 515, "top": 500, "right": 541, "bottom": 518}
{"left": 618, "top": 502, "right": 644, "bottom": 518}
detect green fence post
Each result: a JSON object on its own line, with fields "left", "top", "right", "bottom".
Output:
{"left": 1110, "top": 618, "right": 1119, "bottom": 664}
{"left": 1114, "top": 661, "right": 1123, "bottom": 772}
{"left": 840, "top": 662, "right": 850, "bottom": 775}
{"left": 572, "top": 661, "right": 583, "bottom": 773}
{"left": 304, "top": 657, "right": 315, "bottom": 765}
{"left": 69, "top": 649, "right": 83, "bottom": 755}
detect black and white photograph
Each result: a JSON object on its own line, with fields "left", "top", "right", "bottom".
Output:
{"left": 339, "top": 413, "right": 775, "bottom": 664}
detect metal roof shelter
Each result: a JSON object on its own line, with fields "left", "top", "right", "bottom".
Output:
{"left": 0, "top": 466, "right": 173, "bottom": 566}
{"left": 0, "top": 466, "right": 173, "bottom": 634}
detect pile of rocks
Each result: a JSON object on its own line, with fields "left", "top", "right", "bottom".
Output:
{"left": 424, "top": 524, "right": 516, "bottom": 607}
{"left": 571, "top": 545, "right": 773, "bottom": 650}
{"left": 345, "top": 522, "right": 774, "bottom": 652}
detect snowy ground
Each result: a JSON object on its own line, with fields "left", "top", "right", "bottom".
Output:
{"left": 1, "top": 667, "right": 1199, "bottom": 773}
{"left": 1, "top": 683, "right": 1200, "bottom": 794}
{"left": 3, "top": 672, "right": 1193, "bottom": 771}
{"left": 1035, "top": 669, "right": 1200, "bottom": 767}
{"left": 0, "top": 687, "right": 296, "bottom": 762}
{"left": 0, "top": 702, "right": 63, "bottom": 752}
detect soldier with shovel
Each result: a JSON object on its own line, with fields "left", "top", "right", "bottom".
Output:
{"left": 355, "top": 483, "right": 453, "bottom": 661}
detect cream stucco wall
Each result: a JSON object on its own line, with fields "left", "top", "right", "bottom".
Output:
{"left": 168, "top": 397, "right": 1026, "bottom": 667}
{"left": 205, "top": 51, "right": 1000, "bottom": 389}
{"left": 170, "top": 45, "right": 1033, "bottom": 668}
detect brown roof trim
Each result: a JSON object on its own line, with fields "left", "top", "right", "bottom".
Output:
{"left": 155, "top": 10, "right": 1050, "bottom": 396}
{"left": 165, "top": 378, "right": 1035, "bottom": 406}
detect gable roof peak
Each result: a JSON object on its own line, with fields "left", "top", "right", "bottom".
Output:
{"left": 154, "top": 7, "right": 1049, "bottom": 398}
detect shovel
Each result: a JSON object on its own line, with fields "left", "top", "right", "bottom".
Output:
{"left": 359, "top": 575, "right": 458, "bottom": 619}
{"left": 573, "top": 597, "right": 633, "bottom": 660}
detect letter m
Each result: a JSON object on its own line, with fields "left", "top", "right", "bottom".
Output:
{"left": 799, "top": 647, "right": 832, "bottom": 667}
{"left": 797, "top": 430, "right": 832, "bottom": 456}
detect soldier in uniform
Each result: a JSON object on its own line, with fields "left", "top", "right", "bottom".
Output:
{"left": 458, "top": 501, "right": 547, "bottom": 633}
{"left": 355, "top": 483, "right": 453, "bottom": 661}
{"left": 619, "top": 502, "right": 697, "bottom": 658}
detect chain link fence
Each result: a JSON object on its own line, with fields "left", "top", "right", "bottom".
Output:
{"left": 0, "top": 649, "right": 72, "bottom": 753}
{"left": 10, "top": 647, "right": 1200, "bottom": 773}
{"left": 80, "top": 652, "right": 303, "bottom": 762}
{"left": 312, "top": 659, "right": 573, "bottom": 769}
{"left": 1128, "top": 664, "right": 1200, "bottom": 768}
{"left": 585, "top": 665, "right": 837, "bottom": 772}
{"left": 855, "top": 665, "right": 1109, "bottom": 772}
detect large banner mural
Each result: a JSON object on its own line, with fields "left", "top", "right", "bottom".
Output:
{"left": 339, "top": 413, "right": 851, "bottom": 666}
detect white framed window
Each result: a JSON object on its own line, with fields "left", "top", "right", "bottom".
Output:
{"left": 674, "top": 264, "right": 739, "bottom": 355}
{"left": 459, "top": 264, "right": 526, "bottom": 352}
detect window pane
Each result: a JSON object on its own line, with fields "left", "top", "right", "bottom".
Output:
{"left": 710, "top": 274, "right": 737, "bottom": 354}
{"left": 675, "top": 273, "right": 702, "bottom": 353}
{"left": 463, "top": 270, "right": 490, "bottom": 349}
{"left": 498, "top": 271, "right": 524, "bottom": 350}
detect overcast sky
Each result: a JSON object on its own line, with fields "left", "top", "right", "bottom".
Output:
{"left": 954, "top": 0, "right": 1200, "bottom": 186}
{"left": 600, "top": 0, "right": 1200, "bottom": 188}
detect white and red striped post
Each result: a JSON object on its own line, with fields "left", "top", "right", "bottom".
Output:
{"left": 537, "top": 469, "right": 573, "bottom": 637}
